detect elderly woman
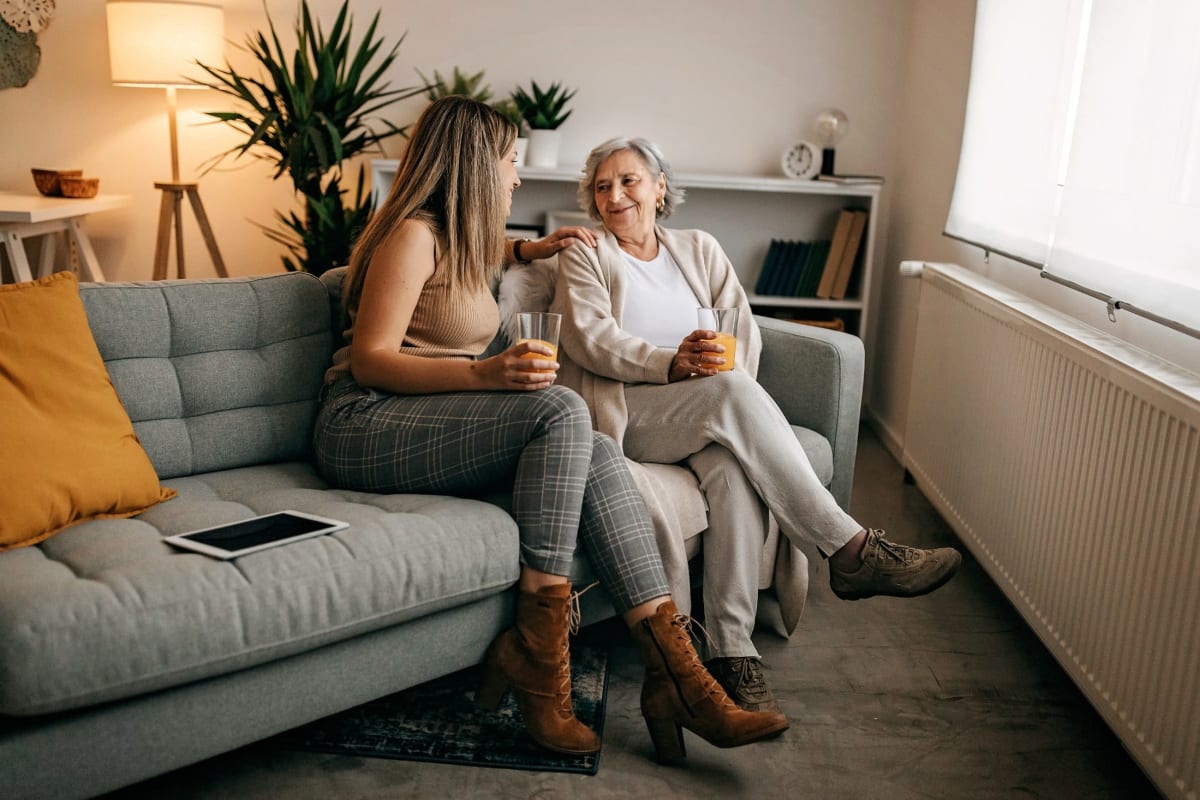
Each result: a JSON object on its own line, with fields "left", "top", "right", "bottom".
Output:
{"left": 550, "top": 137, "right": 962, "bottom": 714}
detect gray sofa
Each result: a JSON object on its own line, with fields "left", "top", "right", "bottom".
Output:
{"left": 0, "top": 269, "right": 863, "bottom": 800}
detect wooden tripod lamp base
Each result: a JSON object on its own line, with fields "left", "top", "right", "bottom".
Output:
{"left": 153, "top": 181, "right": 228, "bottom": 280}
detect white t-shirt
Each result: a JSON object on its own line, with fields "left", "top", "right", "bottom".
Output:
{"left": 619, "top": 246, "right": 705, "bottom": 347}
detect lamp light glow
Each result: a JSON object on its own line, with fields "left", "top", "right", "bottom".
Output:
{"left": 814, "top": 108, "right": 849, "bottom": 176}
{"left": 105, "top": 0, "right": 228, "bottom": 279}
{"left": 106, "top": 1, "right": 224, "bottom": 88}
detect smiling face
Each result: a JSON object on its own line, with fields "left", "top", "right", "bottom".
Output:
{"left": 592, "top": 149, "right": 666, "bottom": 242}
{"left": 498, "top": 146, "right": 520, "bottom": 216}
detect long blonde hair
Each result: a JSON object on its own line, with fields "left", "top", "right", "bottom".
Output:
{"left": 342, "top": 96, "right": 517, "bottom": 321}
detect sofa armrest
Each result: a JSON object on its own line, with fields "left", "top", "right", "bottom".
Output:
{"left": 754, "top": 316, "right": 864, "bottom": 510}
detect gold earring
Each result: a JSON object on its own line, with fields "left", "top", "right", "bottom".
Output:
{"left": 656, "top": 198, "right": 664, "bottom": 213}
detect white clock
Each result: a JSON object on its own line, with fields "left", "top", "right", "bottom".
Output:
{"left": 781, "top": 140, "right": 820, "bottom": 180}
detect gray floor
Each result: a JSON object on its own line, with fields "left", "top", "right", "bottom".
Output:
{"left": 102, "top": 427, "right": 1161, "bottom": 799}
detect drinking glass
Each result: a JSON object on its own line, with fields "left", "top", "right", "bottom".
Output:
{"left": 515, "top": 312, "right": 561, "bottom": 373}
{"left": 696, "top": 307, "right": 738, "bottom": 371}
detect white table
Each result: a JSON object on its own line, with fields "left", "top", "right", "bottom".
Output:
{"left": 0, "top": 193, "right": 129, "bottom": 284}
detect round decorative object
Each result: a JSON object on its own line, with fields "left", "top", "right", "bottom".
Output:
{"left": 0, "top": 0, "right": 55, "bottom": 34}
{"left": 781, "top": 140, "right": 820, "bottom": 179}
{"left": 0, "top": 17, "right": 39, "bottom": 89}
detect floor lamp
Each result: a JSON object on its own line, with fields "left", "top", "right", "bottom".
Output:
{"left": 105, "top": 1, "right": 228, "bottom": 280}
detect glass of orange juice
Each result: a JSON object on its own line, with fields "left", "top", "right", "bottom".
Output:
{"left": 515, "top": 311, "right": 561, "bottom": 373}
{"left": 696, "top": 307, "right": 738, "bottom": 371}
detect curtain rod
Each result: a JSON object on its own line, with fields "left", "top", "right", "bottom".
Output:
{"left": 941, "top": 231, "right": 1200, "bottom": 342}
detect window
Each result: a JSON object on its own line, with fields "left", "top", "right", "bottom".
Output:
{"left": 946, "top": 0, "right": 1200, "bottom": 336}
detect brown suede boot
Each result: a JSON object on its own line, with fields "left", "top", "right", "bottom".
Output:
{"left": 477, "top": 582, "right": 600, "bottom": 755}
{"left": 632, "top": 600, "right": 789, "bottom": 762}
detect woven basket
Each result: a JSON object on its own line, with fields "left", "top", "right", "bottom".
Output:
{"left": 32, "top": 168, "right": 83, "bottom": 197}
{"left": 59, "top": 176, "right": 100, "bottom": 199}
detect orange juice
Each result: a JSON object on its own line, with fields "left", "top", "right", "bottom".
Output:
{"left": 711, "top": 332, "right": 736, "bottom": 371}
{"left": 518, "top": 338, "right": 558, "bottom": 373}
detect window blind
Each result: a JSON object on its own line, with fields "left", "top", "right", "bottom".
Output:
{"left": 946, "top": 0, "right": 1200, "bottom": 336}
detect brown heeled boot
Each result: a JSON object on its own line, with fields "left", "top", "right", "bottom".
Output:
{"left": 632, "top": 600, "right": 789, "bottom": 762}
{"left": 477, "top": 582, "right": 600, "bottom": 755}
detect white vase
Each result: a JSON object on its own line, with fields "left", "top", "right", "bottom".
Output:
{"left": 526, "top": 129, "right": 561, "bottom": 168}
{"left": 514, "top": 137, "right": 528, "bottom": 167}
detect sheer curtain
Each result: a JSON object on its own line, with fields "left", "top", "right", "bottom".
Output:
{"left": 946, "top": 0, "right": 1200, "bottom": 335}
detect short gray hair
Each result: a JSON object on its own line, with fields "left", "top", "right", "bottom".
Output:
{"left": 576, "top": 137, "right": 686, "bottom": 222}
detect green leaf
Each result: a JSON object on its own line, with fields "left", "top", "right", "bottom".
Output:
{"left": 193, "top": 0, "right": 416, "bottom": 275}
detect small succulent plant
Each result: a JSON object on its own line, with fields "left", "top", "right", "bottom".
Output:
{"left": 510, "top": 80, "right": 576, "bottom": 130}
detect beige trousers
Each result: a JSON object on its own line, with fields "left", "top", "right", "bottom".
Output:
{"left": 623, "top": 371, "right": 861, "bottom": 657}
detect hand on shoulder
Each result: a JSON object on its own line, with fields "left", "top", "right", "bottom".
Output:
{"left": 519, "top": 225, "right": 599, "bottom": 262}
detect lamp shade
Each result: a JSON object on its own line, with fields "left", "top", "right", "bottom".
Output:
{"left": 106, "top": 1, "right": 224, "bottom": 88}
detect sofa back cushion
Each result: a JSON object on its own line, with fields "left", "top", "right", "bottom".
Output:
{"left": 79, "top": 273, "right": 333, "bottom": 479}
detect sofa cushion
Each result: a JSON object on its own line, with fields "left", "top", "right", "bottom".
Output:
{"left": 79, "top": 273, "right": 333, "bottom": 479}
{"left": 0, "top": 273, "right": 175, "bottom": 552}
{"left": 0, "top": 462, "right": 518, "bottom": 716}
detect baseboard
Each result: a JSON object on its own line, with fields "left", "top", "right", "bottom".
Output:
{"left": 861, "top": 404, "right": 905, "bottom": 465}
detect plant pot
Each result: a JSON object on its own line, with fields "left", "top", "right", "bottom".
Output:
{"left": 526, "top": 129, "right": 561, "bottom": 168}
{"left": 515, "top": 137, "right": 529, "bottom": 167}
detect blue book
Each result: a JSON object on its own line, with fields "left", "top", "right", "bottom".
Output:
{"left": 783, "top": 242, "right": 812, "bottom": 296}
{"left": 772, "top": 240, "right": 805, "bottom": 295}
{"left": 754, "top": 239, "right": 784, "bottom": 295}
{"left": 796, "top": 240, "right": 831, "bottom": 297}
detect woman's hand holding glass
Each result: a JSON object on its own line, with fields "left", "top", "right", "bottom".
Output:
{"left": 670, "top": 308, "right": 738, "bottom": 382}
{"left": 478, "top": 311, "right": 560, "bottom": 390}
{"left": 669, "top": 330, "right": 728, "bottom": 382}
{"left": 479, "top": 340, "right": 559, "bottom": 390}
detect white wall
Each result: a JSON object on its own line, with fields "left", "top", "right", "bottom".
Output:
{"left": 0, "top": 0, "right": 911, "bottom": 281}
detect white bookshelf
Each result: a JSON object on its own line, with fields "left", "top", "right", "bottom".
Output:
{"left": 370, "top": 160, "right": 881, "bottom": 339}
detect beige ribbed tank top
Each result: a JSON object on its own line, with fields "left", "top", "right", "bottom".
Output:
{"left": 325, "top": 263, "right": 499, "bottom": 384}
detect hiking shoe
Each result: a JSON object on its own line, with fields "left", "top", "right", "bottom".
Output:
{"left": 829, "top": 529, "right": 962, "bottom": 601}
{"left": 704, "top": 656, "right": 784, "bottom": 716}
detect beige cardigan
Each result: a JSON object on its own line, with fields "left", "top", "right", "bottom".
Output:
{"left": 551, "top": 226, "right": 808, "bottom": 633}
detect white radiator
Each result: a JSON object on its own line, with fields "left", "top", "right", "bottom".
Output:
{"left": 902, "top": 262, "right": 1200, "bottom": 800}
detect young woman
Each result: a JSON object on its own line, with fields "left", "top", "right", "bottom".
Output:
{"left": 311, "top": 97, "right": 788, "bottom": 762}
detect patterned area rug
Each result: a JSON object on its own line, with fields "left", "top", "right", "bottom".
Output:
{"left": 284, "top": 644, "right": 610, "bottom": 775}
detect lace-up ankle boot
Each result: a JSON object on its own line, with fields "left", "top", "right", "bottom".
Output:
{"left": 704, "top": 656, "right": 782, "bottom": 714}
{"left": 632, "top": 600, "right": 789, "bottom": 762}
{"left": 478, "top": 583, "right": 600, "bottom": 754}
{"left": 829, "top": 528, "right": 962, "bottom": 600}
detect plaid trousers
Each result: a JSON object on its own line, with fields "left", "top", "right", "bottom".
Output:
{"left": 313, "top": 379, "right": 668, "bottom": 612}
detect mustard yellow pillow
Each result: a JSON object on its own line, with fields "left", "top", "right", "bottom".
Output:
{"left": 0, "top": 272, "right": 175, "bottom": 551}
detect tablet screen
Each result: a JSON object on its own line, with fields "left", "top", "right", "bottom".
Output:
{"left": 168, "top": 511, "right": 346, "bottom": 557}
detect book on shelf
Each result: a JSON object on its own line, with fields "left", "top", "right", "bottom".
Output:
{"left": 770, "top": 312, "right": 848, "bottom": 332}
{"left": 795, "top": 239, "right": 830, "bottom": 297}
{"left": 779, "top": 241, "right": 811, "bottom": 296}
{"left": 754, "top": 239, "right": 784, "bottom": 295}
{"left": 794, "top": 317, "right": 846, "bottom": 332}
{"left": 765, "top": 240, "right": 791, "bottom": 295}
{"left": 830, "top": 210, "right": 868, "bottom": 300}
{"left": 816, "top": 174, "right": 884, "bottom": 185}
{"left": 816, "top": 210, "right": 856, "bottom": 298}
{"left": 760, "top": 239, "right": 803, "bottom": 296}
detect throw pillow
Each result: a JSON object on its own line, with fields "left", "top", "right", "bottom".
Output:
{"left": 0, "top": 272, "right": 175, "bottom": 551}
{"left": 496, "top": 258, "right": 556, "bottom": 348}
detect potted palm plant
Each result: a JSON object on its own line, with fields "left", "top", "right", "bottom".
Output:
{"left": 511, "top": 80, "right": 576, "bottom": 168}
{"left": 194, "top": 1, "right": 424, "bottom": 275}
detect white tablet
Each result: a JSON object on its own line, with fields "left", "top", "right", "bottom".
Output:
{"left": 163, "top": 510, "right": 348, "bottom": 559}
